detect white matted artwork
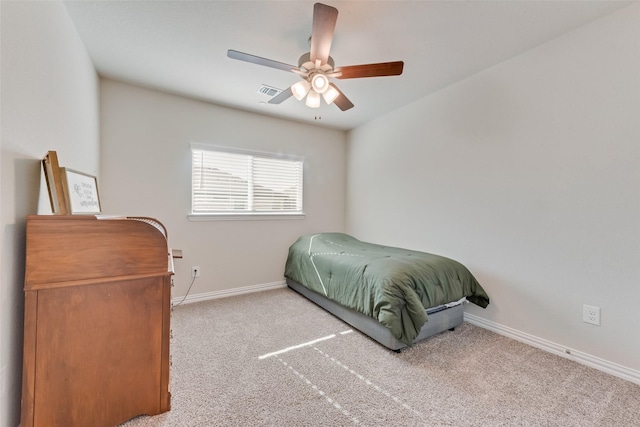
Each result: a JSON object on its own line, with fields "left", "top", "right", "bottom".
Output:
{"left": 61, "top": 168, "right": 102, "bottom": 214}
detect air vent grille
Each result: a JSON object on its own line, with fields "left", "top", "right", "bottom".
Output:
{"left": 257, "top": 85, "right": 283, "bottom": 97}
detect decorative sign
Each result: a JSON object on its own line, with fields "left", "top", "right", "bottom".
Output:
{"left": 42, "top": 151, "right": 68, "bottom": 214}
{"left": 61, "top": 168, "right": 102, "bottom": 214}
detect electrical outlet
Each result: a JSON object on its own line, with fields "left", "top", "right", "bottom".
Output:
{"left": 0, "top": 365, "right": 6, "bottom": 399}
{"left": 583, "top": 304, "right": 601, "bottom": 326}
{"left": 191, "top": 266, "right": 200, "bottom": 278}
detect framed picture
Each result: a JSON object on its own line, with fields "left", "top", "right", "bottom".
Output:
{"left": 61, "top": 168, "right": 102, "bottom": 214}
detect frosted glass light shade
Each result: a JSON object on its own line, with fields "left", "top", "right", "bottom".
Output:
{"left": 305, "top": 90, "right": 321, "bottom": 108}
{"left": 322, "top": 85, "right": 339, "bottom": 104}
{"left": 291, "top": 80, "right": 310, "bottom": 101}
{"left": 311, "top": 74, "right": 329, "bottom": 94}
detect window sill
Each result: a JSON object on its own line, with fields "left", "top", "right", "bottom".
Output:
{"left": 188, "top": 212, "right": 306, "bottom": 222}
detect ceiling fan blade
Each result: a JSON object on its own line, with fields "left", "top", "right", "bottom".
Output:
{"left": 309, "top": 3, "right": 338, "bottom": 65}
{"left": 335, "top": 61, "right": 404, "bottom": 79}
{"left": 329, "top": 83, "right": 354, "bottom": 111}
{"left": 227, "top": 50, "right": 296, "bottom": 73}
{"left": 268, "top": 87, "right": 293, "bottom": 105}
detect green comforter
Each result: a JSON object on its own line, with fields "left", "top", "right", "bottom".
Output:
{"left": 284, "top": 233, "right": 490, "bottom": 345}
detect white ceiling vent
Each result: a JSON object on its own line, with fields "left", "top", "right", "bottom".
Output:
{"left": 257, "top": 84, "right": 283, "bottom": 97}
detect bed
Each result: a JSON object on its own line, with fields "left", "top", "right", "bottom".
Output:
{"left": 284, "top": 233, "right": 490, "bottom": 350}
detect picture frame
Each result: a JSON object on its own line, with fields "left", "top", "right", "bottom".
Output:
{"left": 60, "top": 168, "right": 102, "bottom": 214}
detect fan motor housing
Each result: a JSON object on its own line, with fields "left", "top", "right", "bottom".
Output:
{"left": 298, "top": 52, "right": 335, "bottom": 72}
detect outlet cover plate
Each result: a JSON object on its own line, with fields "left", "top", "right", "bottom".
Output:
{"left": 583, "top": 304, "right": 601, "bottom": 326}
{"left": 191, "top": 266, "right": 200, "bottom": 278}
{"left": 0, "top": 365, "right": 6, "bottom": 399}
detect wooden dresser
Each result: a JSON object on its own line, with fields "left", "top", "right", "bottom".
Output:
{"left": 21, "top": 215, "right": 173, "bottom": 427}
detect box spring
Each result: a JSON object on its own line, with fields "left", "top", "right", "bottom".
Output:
{"left": 286, "top": 278, "right": 464, "bottom": 351}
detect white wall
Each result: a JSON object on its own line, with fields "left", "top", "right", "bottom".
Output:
{"left": 100, "top": 80, "right": 346, "bottom": 300}
{"left": 347, "top": 4, "right": 640, "bottom": 375}
{"left": 0, "top": 2, "right": 99, "bottom": 426}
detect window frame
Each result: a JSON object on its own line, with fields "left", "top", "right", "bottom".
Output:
{"left": 188, "top": 143, "right": 305, "bottom": 221}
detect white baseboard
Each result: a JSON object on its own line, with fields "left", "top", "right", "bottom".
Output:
{"left": 172, "top": 280, "right": 287, "bottom": 306}
{"left": 464, "top": 312, "right": 640, "bottom": 386}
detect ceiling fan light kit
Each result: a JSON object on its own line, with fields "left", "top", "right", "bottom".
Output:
{"left": 293, "top": 73, "right": 335, "bottom": 108}
{"left": 227, "top": 2, "right": 404, "bottom": 112}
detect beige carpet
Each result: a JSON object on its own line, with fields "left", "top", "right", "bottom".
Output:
{"left": 122, "top": 288, "right": 640, "bottom": 426}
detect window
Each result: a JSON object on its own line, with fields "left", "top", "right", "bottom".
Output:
{"left": 191, "top": 144, "right": 303, "bottom": 218}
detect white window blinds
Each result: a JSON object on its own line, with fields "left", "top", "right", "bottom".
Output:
{"left": 192, "top": 145, "right": 303, "bottom": 215}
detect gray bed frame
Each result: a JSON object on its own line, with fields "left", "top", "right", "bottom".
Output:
{"left": 286, "top": 278, "right": 464, "bottom": 351}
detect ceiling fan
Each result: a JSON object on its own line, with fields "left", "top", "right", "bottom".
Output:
{"left": 227, "top": 2, "right": 404, "bottom": 111}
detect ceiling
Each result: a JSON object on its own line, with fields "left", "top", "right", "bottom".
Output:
{"left": 63, "top": 0, "right": 632, "bottom": 131}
